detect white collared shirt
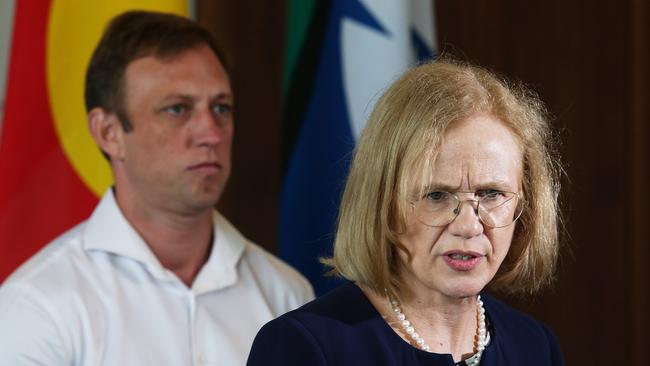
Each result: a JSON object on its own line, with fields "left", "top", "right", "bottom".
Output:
{"left": 0, "top": 190, "right": 314, "bottom": 365}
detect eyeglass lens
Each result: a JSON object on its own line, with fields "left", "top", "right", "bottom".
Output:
{"left": 415, "top": 191, "right": 521, "bottom": 228}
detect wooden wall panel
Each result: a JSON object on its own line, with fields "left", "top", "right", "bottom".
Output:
{"left": 629, "top": 0, "right": 649, "bottom": 359}
{"left": 436, "top": 1, "right": 650, "bottom": 364}
{"left": 197, "top": 1, "right": 286, "bottom": 253}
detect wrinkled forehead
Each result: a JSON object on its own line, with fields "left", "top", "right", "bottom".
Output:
{"left": 403, "top": 115, "right": 524, "bottom": 199}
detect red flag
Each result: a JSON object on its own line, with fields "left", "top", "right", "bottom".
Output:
{"left": 0, "top": 0, "right": 97, "bottom": 281}
{"left": 0, "top": 0, "right": 189, "bottom": 281}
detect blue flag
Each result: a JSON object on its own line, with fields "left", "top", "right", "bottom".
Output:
{"left": 280, "top": 0, "right": 437, "bottom": 296}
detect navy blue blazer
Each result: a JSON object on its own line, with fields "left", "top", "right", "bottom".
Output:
{"left": 247, "top": 282, "right": 564, "bottom": 365}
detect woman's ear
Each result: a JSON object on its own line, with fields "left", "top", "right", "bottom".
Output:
{"left": 88, "top": 108, "right": 125, "bottom": 162}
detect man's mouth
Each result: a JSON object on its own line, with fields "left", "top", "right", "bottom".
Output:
{"left": 188, "top": 162, "right": 222, "bottom": 173}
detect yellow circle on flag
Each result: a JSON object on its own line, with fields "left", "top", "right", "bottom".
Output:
{"left": 46, "top": 0, "right": 189, "bottom": 197}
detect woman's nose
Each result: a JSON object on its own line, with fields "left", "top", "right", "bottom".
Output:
{"left": 448, "top": 200, "right": 484, "bottom": 238}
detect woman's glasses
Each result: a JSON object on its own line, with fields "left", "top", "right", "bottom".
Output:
{"left": 412, "top": 190, "right": 523, "bottom": 228}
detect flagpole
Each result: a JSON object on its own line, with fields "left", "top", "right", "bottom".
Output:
{"left": 187, "top": 0, "right": 197, "bottom": 20}
{"left": 0, "top": 0, "right": 17, "bottom": 140}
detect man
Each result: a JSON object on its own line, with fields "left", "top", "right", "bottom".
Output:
{"left": 0, "top": 10, "right": 313, "bottom": 365}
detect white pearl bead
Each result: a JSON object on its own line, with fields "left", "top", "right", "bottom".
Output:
{"left": 386, "top": 292, "right": 486, "bottom": 361}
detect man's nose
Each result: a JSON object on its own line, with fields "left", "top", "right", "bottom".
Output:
{"left": 192, "top": 108, "right": 226, "bottom": 147}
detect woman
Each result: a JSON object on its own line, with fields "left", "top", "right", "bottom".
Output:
{"left": 247, "top": 59, "right": 564, "bottom": 365}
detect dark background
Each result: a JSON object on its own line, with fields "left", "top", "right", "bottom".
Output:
{"left": 198, "top": 1, "right": 650, "bottom": 364}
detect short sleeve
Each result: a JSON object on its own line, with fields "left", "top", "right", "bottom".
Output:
{"left": 0, "top": 285, "right": 71, "bottom": 365}
{"left": 247, "top": 316, "right": 328, "bottom": 366}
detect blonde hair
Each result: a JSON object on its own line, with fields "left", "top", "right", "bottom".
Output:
{"left": 324, "top": 59, "right": 562, "bottom": 298}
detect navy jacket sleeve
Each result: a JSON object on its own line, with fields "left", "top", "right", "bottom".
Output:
{"left": 247, "top": 316, "right": 328, "bottom": 366}
{"left": 541, "top": 323, "right": 564, "bottom": 366}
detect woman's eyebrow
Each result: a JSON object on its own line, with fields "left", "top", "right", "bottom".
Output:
{"left": 421, "top": 183, "right": 462, "bottom": 192}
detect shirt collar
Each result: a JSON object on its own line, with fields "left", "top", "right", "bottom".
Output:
{"left": 191, "top": 212, "right": 246, "bottom": 294}
{"left": 83, "top": 189, "right": 247, "bottom": 292}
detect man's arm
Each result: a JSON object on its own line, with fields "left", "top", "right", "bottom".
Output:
{"left": 0, "top": 285, "right": 71, "bottom": 365}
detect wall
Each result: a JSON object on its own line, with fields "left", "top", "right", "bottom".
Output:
{"left": 435, "top": 2, "right": 649, "bottom": 364}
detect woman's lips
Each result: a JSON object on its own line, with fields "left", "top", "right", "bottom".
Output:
{"left": 442, "top": 250, "right": 484, "bottom": 271}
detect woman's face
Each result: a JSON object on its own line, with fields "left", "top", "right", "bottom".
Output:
{"left": 396, "top": 114, "right": 523, "bottom": 300}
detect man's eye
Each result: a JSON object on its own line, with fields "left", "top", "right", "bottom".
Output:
{"left": 212, "top": 104, "right": 232, "bottom": 115}
{"left": 164, "top": 104, "right": 188, "bottom": 116}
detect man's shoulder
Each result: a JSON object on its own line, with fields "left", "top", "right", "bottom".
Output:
{"left": 0, "top": 220, "right": 92, "bottom": 342}
{"left": 242, "top": 241, "right": 314, "bottom": 300}
{"left": 2, "top": 221, "right": 90, "bottom": 293}
{"left": 213, "top": 212, "right": 314, "bottom": 302}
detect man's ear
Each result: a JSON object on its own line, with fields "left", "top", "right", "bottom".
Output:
{"left": 88, "top": 107, "right": 125, "bottom": 161}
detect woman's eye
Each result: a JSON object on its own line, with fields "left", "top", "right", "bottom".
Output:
{"left": 477, "top": 189, "right": 504, "bottom": 199}
{"left": 424, "top": 191, "right": 448, "bottom": 201}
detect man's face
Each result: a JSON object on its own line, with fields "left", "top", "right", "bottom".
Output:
{"left": 115, "top": 44, "right": 233, "bottom": 215}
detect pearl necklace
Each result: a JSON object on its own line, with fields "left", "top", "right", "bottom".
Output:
{"left": 389, "top": 294, "right": 489, "bottom": 365}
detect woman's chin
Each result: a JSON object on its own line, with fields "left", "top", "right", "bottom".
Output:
{"left": 438, "top": 280, "right": 488, "bottom": 299}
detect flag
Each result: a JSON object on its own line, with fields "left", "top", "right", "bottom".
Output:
{"left": 0, "top": 0, "right": 190, "bottom": 282}
{"left": 280, "top": 0, "right": 437, "bottom": 295}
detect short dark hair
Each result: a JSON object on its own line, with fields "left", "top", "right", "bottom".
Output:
{"left": 84, "top": 10, "right": 228, "bottom": 132}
